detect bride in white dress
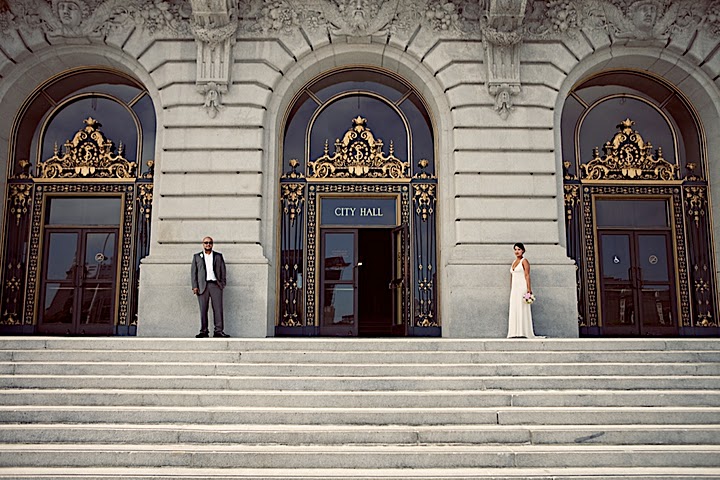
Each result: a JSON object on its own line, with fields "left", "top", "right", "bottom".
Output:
{"left": 507, "top": 242, "right": 538, "bottom": 338}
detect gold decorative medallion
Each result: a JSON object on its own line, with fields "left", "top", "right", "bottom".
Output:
{"left": 581, "top": 119, "right": 677, "bottom": 181}
{"left": 308, "top": 117, "right": 409, "bottom": 179}
{"left": 39, "top": 117, "right": 136, "bottom": 179}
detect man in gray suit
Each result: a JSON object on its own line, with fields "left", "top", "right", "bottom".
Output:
{"left": 191, "top": 236, "right": 229, "bottom": 338}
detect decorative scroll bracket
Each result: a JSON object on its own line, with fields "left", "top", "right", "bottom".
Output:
{"left": 190, "top": 0, "right": 237, "bottom": 118}
{"left": 482, "top": 0, "right": 527, "bottom": 120}
{"left": 581, "top": 118, "right": 677, "bottom": 181}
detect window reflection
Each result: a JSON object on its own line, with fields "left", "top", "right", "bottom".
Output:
{"left": 46, "top": 198, "right": 121, "bottom": 226}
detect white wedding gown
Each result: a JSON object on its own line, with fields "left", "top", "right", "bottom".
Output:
{"left": 507, "top": 260, "right": 537, "bottom": 338}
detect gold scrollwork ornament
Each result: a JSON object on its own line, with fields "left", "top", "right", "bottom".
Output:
{"left": 308, "top": 117, "right": 409, "bottom": 179}
{"left": 581, "top": 119, "right": 677, "bottom": 181}
{"left": 39, "top": 117, "right": 136, "bottom": 179}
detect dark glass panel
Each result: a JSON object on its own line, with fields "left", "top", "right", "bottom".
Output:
{"left": 603, "top": 287, "right": 635, "bottom": 326}
{"left": 638, "top": 234, "right": 670, "bottom": 282}
{"left": 310, "top": 96, "right": 407, "bottom": 164}
{"left": 596, "top": 199, "right": 668, "bottom": 228}
{"left": 41, "top": 98, "right": 138, "bottom": 163}
{"left": 43, "top": 284, "right": 74, "bottom": 324}
{"left": 575, "top": 73, "right": 672, "bottom": 106}
{"left": 640, "top": 286, "right": 673, "bottom": 326}
{"left": 132, "top": 94, "right": 157, "bottom": 174}
{"left": 85, "top": 232, "right": 117, "bottom": 280}
{"left": 324, "top": 233, "right": 354, "bottom": 282}
{"left": 579, "top": 97, "right": 675, "bottom": 167}
{"left": 80, "top": 284, "right": 113, "bottom": 324}
{"left": 664, "top": 95, "right": 702, "bottom": 176}
{"left": 600, "top": 234, "right": 631, "bottom": 281}
{"left": 283, "top": 92, "right": 316, "bottom": 172}
{"left": 560, "top": 95, "right": 584, "bottom": 172}
{"left": 44, "top": 71, "right": 141, "bottom": 103}
{"left": 322, "top": 285, "right": 355, "bottom": 325}
{"left": 46, "top": 197, "right": 122, "bottom": 226}
{"left": 15, "top": 94, "right": 53, "bottom": 172}
{"left": 73, "top": 84, "right": 142, "bottom": 104}
{"left": 46, "top": 233, "right": 78, "bottom": 280}
{"left": 311, "top": 70, "right": 407, "bottom": 103}
{"left": 400, "top": 94, "right": 434, "bottom": 175}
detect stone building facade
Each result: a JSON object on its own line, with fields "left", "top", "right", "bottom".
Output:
{"left": 0, "top": 0, "right": 718, "bottom": 338}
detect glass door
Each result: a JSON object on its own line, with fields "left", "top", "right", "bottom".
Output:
{"left": 319, "top": 230, "right": 358, "bottom": 336}
{"left": 39, "top": 228, "right": 118, "bottom": 334}
{"left": 599, "top": 230, "right": 677, "bottom": 335}
{"left": 390, "top": 224, "right": 409, "bottom": 335}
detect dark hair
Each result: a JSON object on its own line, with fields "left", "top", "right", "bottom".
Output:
{"left": 513, "top": 242, "right": 526, "bottom": 253}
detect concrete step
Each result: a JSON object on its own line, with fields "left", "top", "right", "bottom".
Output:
{"left": 1, "top": 338, "right": 719, "bottom": 352}
{"left": 0, "top": 467, "right": 719, "bottom": 479}
{"left": 1, "top": 389, "right": 719, "bottom": 408}
{"left": 1, "top": 424, "right": 719, "bottom": 446}
{"left": 2, "top": 444, "right": 720, "bottom": 469}
{"left": 5, "top": 362, "right": 720, "bottom": 376}
{"left": 0, "top": 405, "right": 717, "bottom": 426}
{"left": 5, "top": 349, "right": 720, "bottom": 363}
{"left": 2, "top": 374, "right": 719, "bottom": 390}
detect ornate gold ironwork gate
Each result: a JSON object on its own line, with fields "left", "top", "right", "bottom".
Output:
{"left": 564, "top": 118, "right": 718, "bottom": 335}
{"left": 0, "top": 118, "right": 153, "bottom": 335}
{"left": 277, "top": 117, "right": 438, "bottom": 336}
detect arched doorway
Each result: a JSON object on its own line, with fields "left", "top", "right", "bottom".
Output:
{"left": 276, "top": 67, "right": 438, "bottom": 337}
{"left": 0, "top": 67, "right": 156, "bottom": 335}
{"left": 562, "top": 70, "right": 718, "bottom": 336}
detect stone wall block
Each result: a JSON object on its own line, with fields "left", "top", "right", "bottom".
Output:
{"left": 104, "top": 27, "right": 135, "bottom": 50}
{"left": 514, "top": 85, "right": 559, "bottom": 110}
{"left": 302, "top": 27, "right": 332, "bottom": 53}
{"left": 453, "top": 150, "right": 557, "bottom": 174}
{"left": 160, "top": 172, "right": 262, "bottom": 196}
{"left": 404, "top": 26, "right": 440, "bottom": 60}
{"left": 160, "top": 196, "right": 261, "bottom": 219}
{"left": 455, "top": 197, "right": 558, "bottom": 220}
{"left": 520, "top": 63, "right": 567, "bottom": 90}
{"left": 150, "top": 62, "right": 196, "bottom": 89}
{"left": 453, "top": 106, "right": 553, "bottom": 128}
{"left": 155, "top": 219, "right": 260, "bottom": 243}
{"left": 455, "top": 219, "right": 559, "bottom": 244}
{"left": 17, "top": 27, "right": 49, "bottom": 52}
{"left": 558, "top": 35, "right": 593, "bottom": 63}
{"left": 120, "top": 28, "right": 156, "bottom": 61}
{"left": 453, "top": 128, "right": 554, "bottom": 151}
{"left": 233, "top": 62, "right": 282, "bottom": 88}
{"left": 140, "top": 40, "right": 196, "bottom": 73}
{"left": 159, "top": 150, "right": 263, "bottom": 173}
{"left": 454, "top": 174, "right": 556, "bottom": 197}
{"left": 578, "top": 27, "right": 612, "bottom": 51}
{"left": 422, "top": 40, "right": 484, "bottom": 74}
{"left": 446, "top": 84, "right": 487, "bottom": 109}
{"left": 680, "top": 32, "right": 720, "bottom": 67}
{"left": 521, "top": 43, "right": 578, "bottom": 75}
{"left": 137, "top": 262, "right": 269, "bottom": 338}
{"left": 235, "top": 39, "right": 298, "bottom": 74}
{"left": 436, "top": 63, "right": 485, "bottom": 91}
{"left": 0, "top": 32, "right": 31, "bottom": 67}
{"left": 163, "top": 126, "right": 263, "bottom": 149}
{"left": 163, "top": 106, "right": 265, "bottom": 128}
{"left": 159, "top": 83, "right": 272, "bottom": 108}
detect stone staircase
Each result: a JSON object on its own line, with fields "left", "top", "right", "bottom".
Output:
{"left": 0, "top": 337, "right": 718, "bottom": 479}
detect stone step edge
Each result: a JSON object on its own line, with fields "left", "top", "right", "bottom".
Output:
{"left": 0, "top": 466, "right": 719, "bottom": 479}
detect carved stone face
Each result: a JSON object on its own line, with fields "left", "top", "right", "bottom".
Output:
{"left": 57, "top": 0, "right": 82, "bottom": 27}
{"left": 340, "top": 0, "right": 371, "bottom": 31}
{"left": 630, "top": 1, "right": 658, "bottom": 32}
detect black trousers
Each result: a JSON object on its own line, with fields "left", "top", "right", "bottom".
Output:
{"left": 197, "top": 282, "right": 224, "bottom": 334}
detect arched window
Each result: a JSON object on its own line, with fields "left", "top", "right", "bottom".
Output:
{"left": 277, "top": 67, "right": 438, "bottom": 337}
{"left": 1, "top": 68, "right": 156, "bottom": 336}
{"left": 561, "top": 70, "right": 716, "bottom": 336}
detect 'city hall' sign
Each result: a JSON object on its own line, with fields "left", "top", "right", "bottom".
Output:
{"left": 320, "top": 197, "right": 398, "bottom": 227}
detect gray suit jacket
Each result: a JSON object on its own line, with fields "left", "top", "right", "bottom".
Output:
{"left": 191, "top": 251, "right": 227, "bottom": 294}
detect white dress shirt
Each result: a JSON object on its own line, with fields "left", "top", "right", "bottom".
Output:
{"left": 203, "top": 252, "right": 217, "bottom": 281}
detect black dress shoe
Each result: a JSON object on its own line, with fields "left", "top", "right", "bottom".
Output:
{"left": 213, "top": 332, "right": 231, "bottom": 338}
{"left": 195, "top": 332, "right": 209, "bottom": 338}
